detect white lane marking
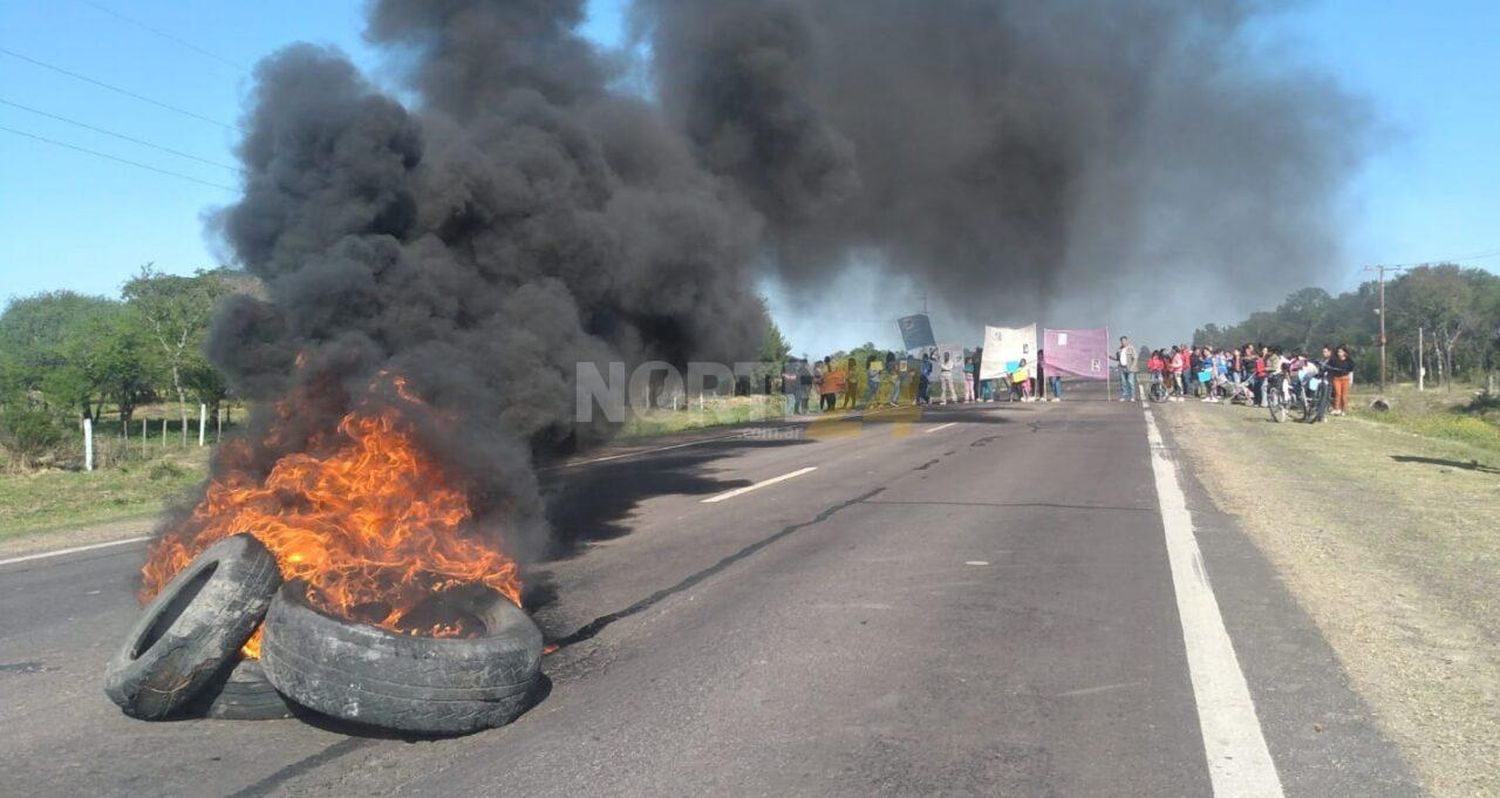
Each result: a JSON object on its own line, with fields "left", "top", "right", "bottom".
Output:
{"left": 0, "top": 535, "right": 151, "bottom": 567}
{"left": 549, "top": 434, "right": 744, "bottom": 469}
{"left": 926, "top": 422, "right": 958, "bottom": 433}
{"left": 1143, "top": 407, "right": 1283, "bottom": 796}
{"left": 964, "top": 560, "right": 990, "bottom": 566}
{"left": 701, "top": 466, "right": 817, "bottom": 504}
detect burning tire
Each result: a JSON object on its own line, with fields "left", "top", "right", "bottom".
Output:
{"left": 190, "top": 658, "right": 294, "bottom": 721}
{"left": 105, "top": 534, "right": 281, "bottom": 719}
{"left": 260, "top": 581, "right": 543, "bottom": 735}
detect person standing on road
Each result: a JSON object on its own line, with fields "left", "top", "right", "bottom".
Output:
{"left": 1117, "top": 336, "right": 1139, "bottom": 401}
{"left": 819, "top": 356, "right": 843, "bottom": 412}
{"left": 940, "top": 351, "right": 957, "bottom": 404}
{"left": 888, "top": 351, "right": 906, "bottom": 407}
{"left": 1034, "top": 350, "right": 1046, "bottom": 403}
{"left": 1325, "top": 344, "right": 1355, "bottom": 416}
{"left": 862, "top": 354, "right": 884, "bottom": 408}
{"left": 842, "top": 357, "right": 860, "bottom": 409}
{"left": 1168, "top": 345, "right": 1186, "bottom": 401}
{"left": 795, "top": 358, "right": 815, "bottom": 415}
{"left": 1011, "top": 358, "right": 1032, "bottom": 401}
{"left": 963, "top": 353, "right": 977, "bottom": 402}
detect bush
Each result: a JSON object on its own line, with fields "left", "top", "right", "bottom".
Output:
{"left": 147, "top": 460, "right": 186, "bottom": 481}
{"left": 0, "top": 406, "right": 65, "bottom": 468}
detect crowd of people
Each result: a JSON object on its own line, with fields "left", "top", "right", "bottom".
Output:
{"left": 775, "top": 335, "right": 1359, "bottom": 420}
{"left": 777, "top": 346, "right": 1065, "bottom": 416}
{"left": 1118, "top": 336, "right": 1357, "bottom": 416}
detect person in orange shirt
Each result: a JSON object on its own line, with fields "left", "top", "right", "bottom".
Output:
{"left": 819, "top": 356, "right": 845, "bottom": 412}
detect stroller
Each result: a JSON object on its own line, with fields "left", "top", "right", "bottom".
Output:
{"left": 1209, "top": 370, "right": 1255, "bottom": 405}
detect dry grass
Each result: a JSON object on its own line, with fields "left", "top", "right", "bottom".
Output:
{"left": 1354, "top": 382, "right": 1500, "bottom": 453}
{"left": 1163, "top": 399, "right": 1499, "bottom": 796}
{"left": 0, "top": 447, "right": 208, "bottom": 542}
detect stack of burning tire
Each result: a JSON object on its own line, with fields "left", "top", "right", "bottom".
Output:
{"left": 103, "top": 534, "right": 544, "bottom": 734}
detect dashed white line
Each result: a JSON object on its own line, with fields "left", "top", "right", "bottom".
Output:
{"left": 1144, "top": 407, "right": 1283, "bottom": 796}
{"left": 0, "top": 535, "right": 151, "bottom": 567}
{"left": 701, "top": 466, "right": 817, "bottom": 504}
{"left": 926, "top": 422, "right": 958, "bottom": 433}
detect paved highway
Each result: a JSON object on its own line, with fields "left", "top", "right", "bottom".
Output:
{"left": 0, "top": 400, "right": 1419, "bottom": 796}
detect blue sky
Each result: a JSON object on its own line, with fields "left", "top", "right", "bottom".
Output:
{"left": 2, "top": 0, "right": 1497, "bottom": 347}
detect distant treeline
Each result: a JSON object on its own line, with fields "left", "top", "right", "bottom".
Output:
{"left": 0, "top": 265, "right": 249, "bottom": 466}
{"left": 1194, "top": 264, "right": 1500, "bottom": 385}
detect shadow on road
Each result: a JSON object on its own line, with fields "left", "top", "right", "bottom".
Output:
{"left": 1390, "top": 454, "right": 1500, "bottom": 474}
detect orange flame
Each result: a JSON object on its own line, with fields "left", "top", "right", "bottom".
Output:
{"left": 140, "top": 390, "right": 521, "bottom": 658}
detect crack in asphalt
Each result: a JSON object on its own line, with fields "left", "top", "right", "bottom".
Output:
{"left": 546, "top": 487, "right": 886, "bottom": 651}
{"left": 226, "top": 737, "right": 375, "bottom": 798}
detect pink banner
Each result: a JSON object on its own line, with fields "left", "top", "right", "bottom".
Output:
{"left": 1043, "top": 328, "right": 1110, "bottom": 379}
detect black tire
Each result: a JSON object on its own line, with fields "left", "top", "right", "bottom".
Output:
{"left": 1149, "top": 382, "right": 1167, "bottom": 403}
{"left": 261, "top": 581, "right": 543, "bottom": 735}
{"left": 1268, "top": 387, "right": 1286, "bottom": 423}
{"left": 190, "top": 658, "right": 294, "bottom": 721}
{"left": 104, "top": 534, "right": 281, "bottom": 719}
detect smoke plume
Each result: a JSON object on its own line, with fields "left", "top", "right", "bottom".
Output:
{"left": 172, "top": 0, "right": 1364, "bottom": 562}
{"left": 194, "top": 0, "right": 768, "bottom": 559}
{"left": 636, "top": 0, "right": 1368, "bottom": 338}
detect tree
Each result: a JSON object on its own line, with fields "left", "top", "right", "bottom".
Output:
{"left": 0, "top": 291, "right": 116, "bottom": 419}
{"left": 1389, "top": 266, "right": 1486, "bottom": 388}
{"left": 122, "top": 265, "right": 231, "bottom": 443}
{"left": 1194, "top": 264, "right": 1500, "bottom": 386}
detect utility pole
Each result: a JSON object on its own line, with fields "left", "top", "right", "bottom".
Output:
{"left": 1417, "top": 326, "right": 1424, "bottom": 391}
{"left": 1365, "top": 265, "right": 1405, "bottom": 393}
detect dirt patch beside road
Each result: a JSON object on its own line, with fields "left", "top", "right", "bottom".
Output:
{"left": 1163, "top": 402, "right": 1499, "bottom": 797}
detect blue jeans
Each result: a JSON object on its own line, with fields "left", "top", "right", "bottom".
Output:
{"left": 1048, "top": 376, "right": 1062, "bottom": 399}
{"left": 863, "top": 375, "right": 881, "bottom": 406}
{"left": 1119, "top": 369, "right": 1137, "bottom": 400}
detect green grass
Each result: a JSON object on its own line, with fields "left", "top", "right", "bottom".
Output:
{"left": 1351, "top": 382, "right": 1500, "bottom": 454}
{"left": 2, "top": 396, "right": 791, "bottom": 541}
{"left": 0, "top": 447, "right": 208, "bottom": 541}
{"left": 620, "top": 395, "right": 789, "bottom": 438}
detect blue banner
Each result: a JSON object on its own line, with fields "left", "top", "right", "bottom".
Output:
{"left": 897, "top": 314, "right": 936, "bottom": 351}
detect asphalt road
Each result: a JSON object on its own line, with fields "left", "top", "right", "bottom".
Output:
{"left": 0, "top": 399, "right": 1420, "bottom": 796}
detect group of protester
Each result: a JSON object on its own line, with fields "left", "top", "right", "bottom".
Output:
{"left": 1116, "top": 335, "right": 1357, "bottom": 415}
{"left": 777, "top": 347, "right": 1067, "bottom": 415}
{"left": 777, "top": 334, "right": 1359, "bottom": 419}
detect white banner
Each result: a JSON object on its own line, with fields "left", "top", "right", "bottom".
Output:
{"left": 979, "top": 324, "right": 1037, "bottom": 380}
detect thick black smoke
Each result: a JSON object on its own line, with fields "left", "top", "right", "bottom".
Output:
{"left": 178, "top": 0, "right": 1364, "bottom": 561}
{"left": 636, "top": 0, "right": 1368, "bottom": 336}
{"left": 194, "top": 0, "right": 767, "bottom": 559}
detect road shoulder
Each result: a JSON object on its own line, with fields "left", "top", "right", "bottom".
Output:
{"left": 1160, "top": 401, "right": 1494, "bottom": 796}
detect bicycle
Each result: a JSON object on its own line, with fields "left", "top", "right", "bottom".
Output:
{"left": 1266, "top": 373, "right": 1287, "bottom": 422}
{"left": 1299, "top": 369, "right": 1332, "bottom": 423}
{"left": 1284, "top": 366, "right": 1331, "bottom": 423}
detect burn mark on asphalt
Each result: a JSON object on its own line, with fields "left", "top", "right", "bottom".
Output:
{"left": 914, "top": 459, "right": 940, "bottom": 471}
{"left": 546, "top": 487, "right": 886, "bottom": 651}
{"left": 226, "top": 738, "right": 376, "bottom": 798}
{"left": 0, "top": 661, "right": 51, "bottom": 674}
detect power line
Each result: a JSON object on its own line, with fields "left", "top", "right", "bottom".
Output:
{"left": 0, "top": 47, "right": 239, "bottom": 132}
{"left": 75, "top": 0, "right": 247, "bottom": 72}
{"left": 0, "top": 124, "right": 236, "bottom": 191}
{"left": 0, "top": 97, "right": 241, "bottom": 172}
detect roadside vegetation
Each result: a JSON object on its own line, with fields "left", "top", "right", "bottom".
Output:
{"left": 1163, "top": 388, "right": 1499, "bottom": 796}
{"left": 1351, "top": 382, "right": 1500, "bottom": 453}
{"left": 1195, "top": 263, "right": 1500, "bottom": 393}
